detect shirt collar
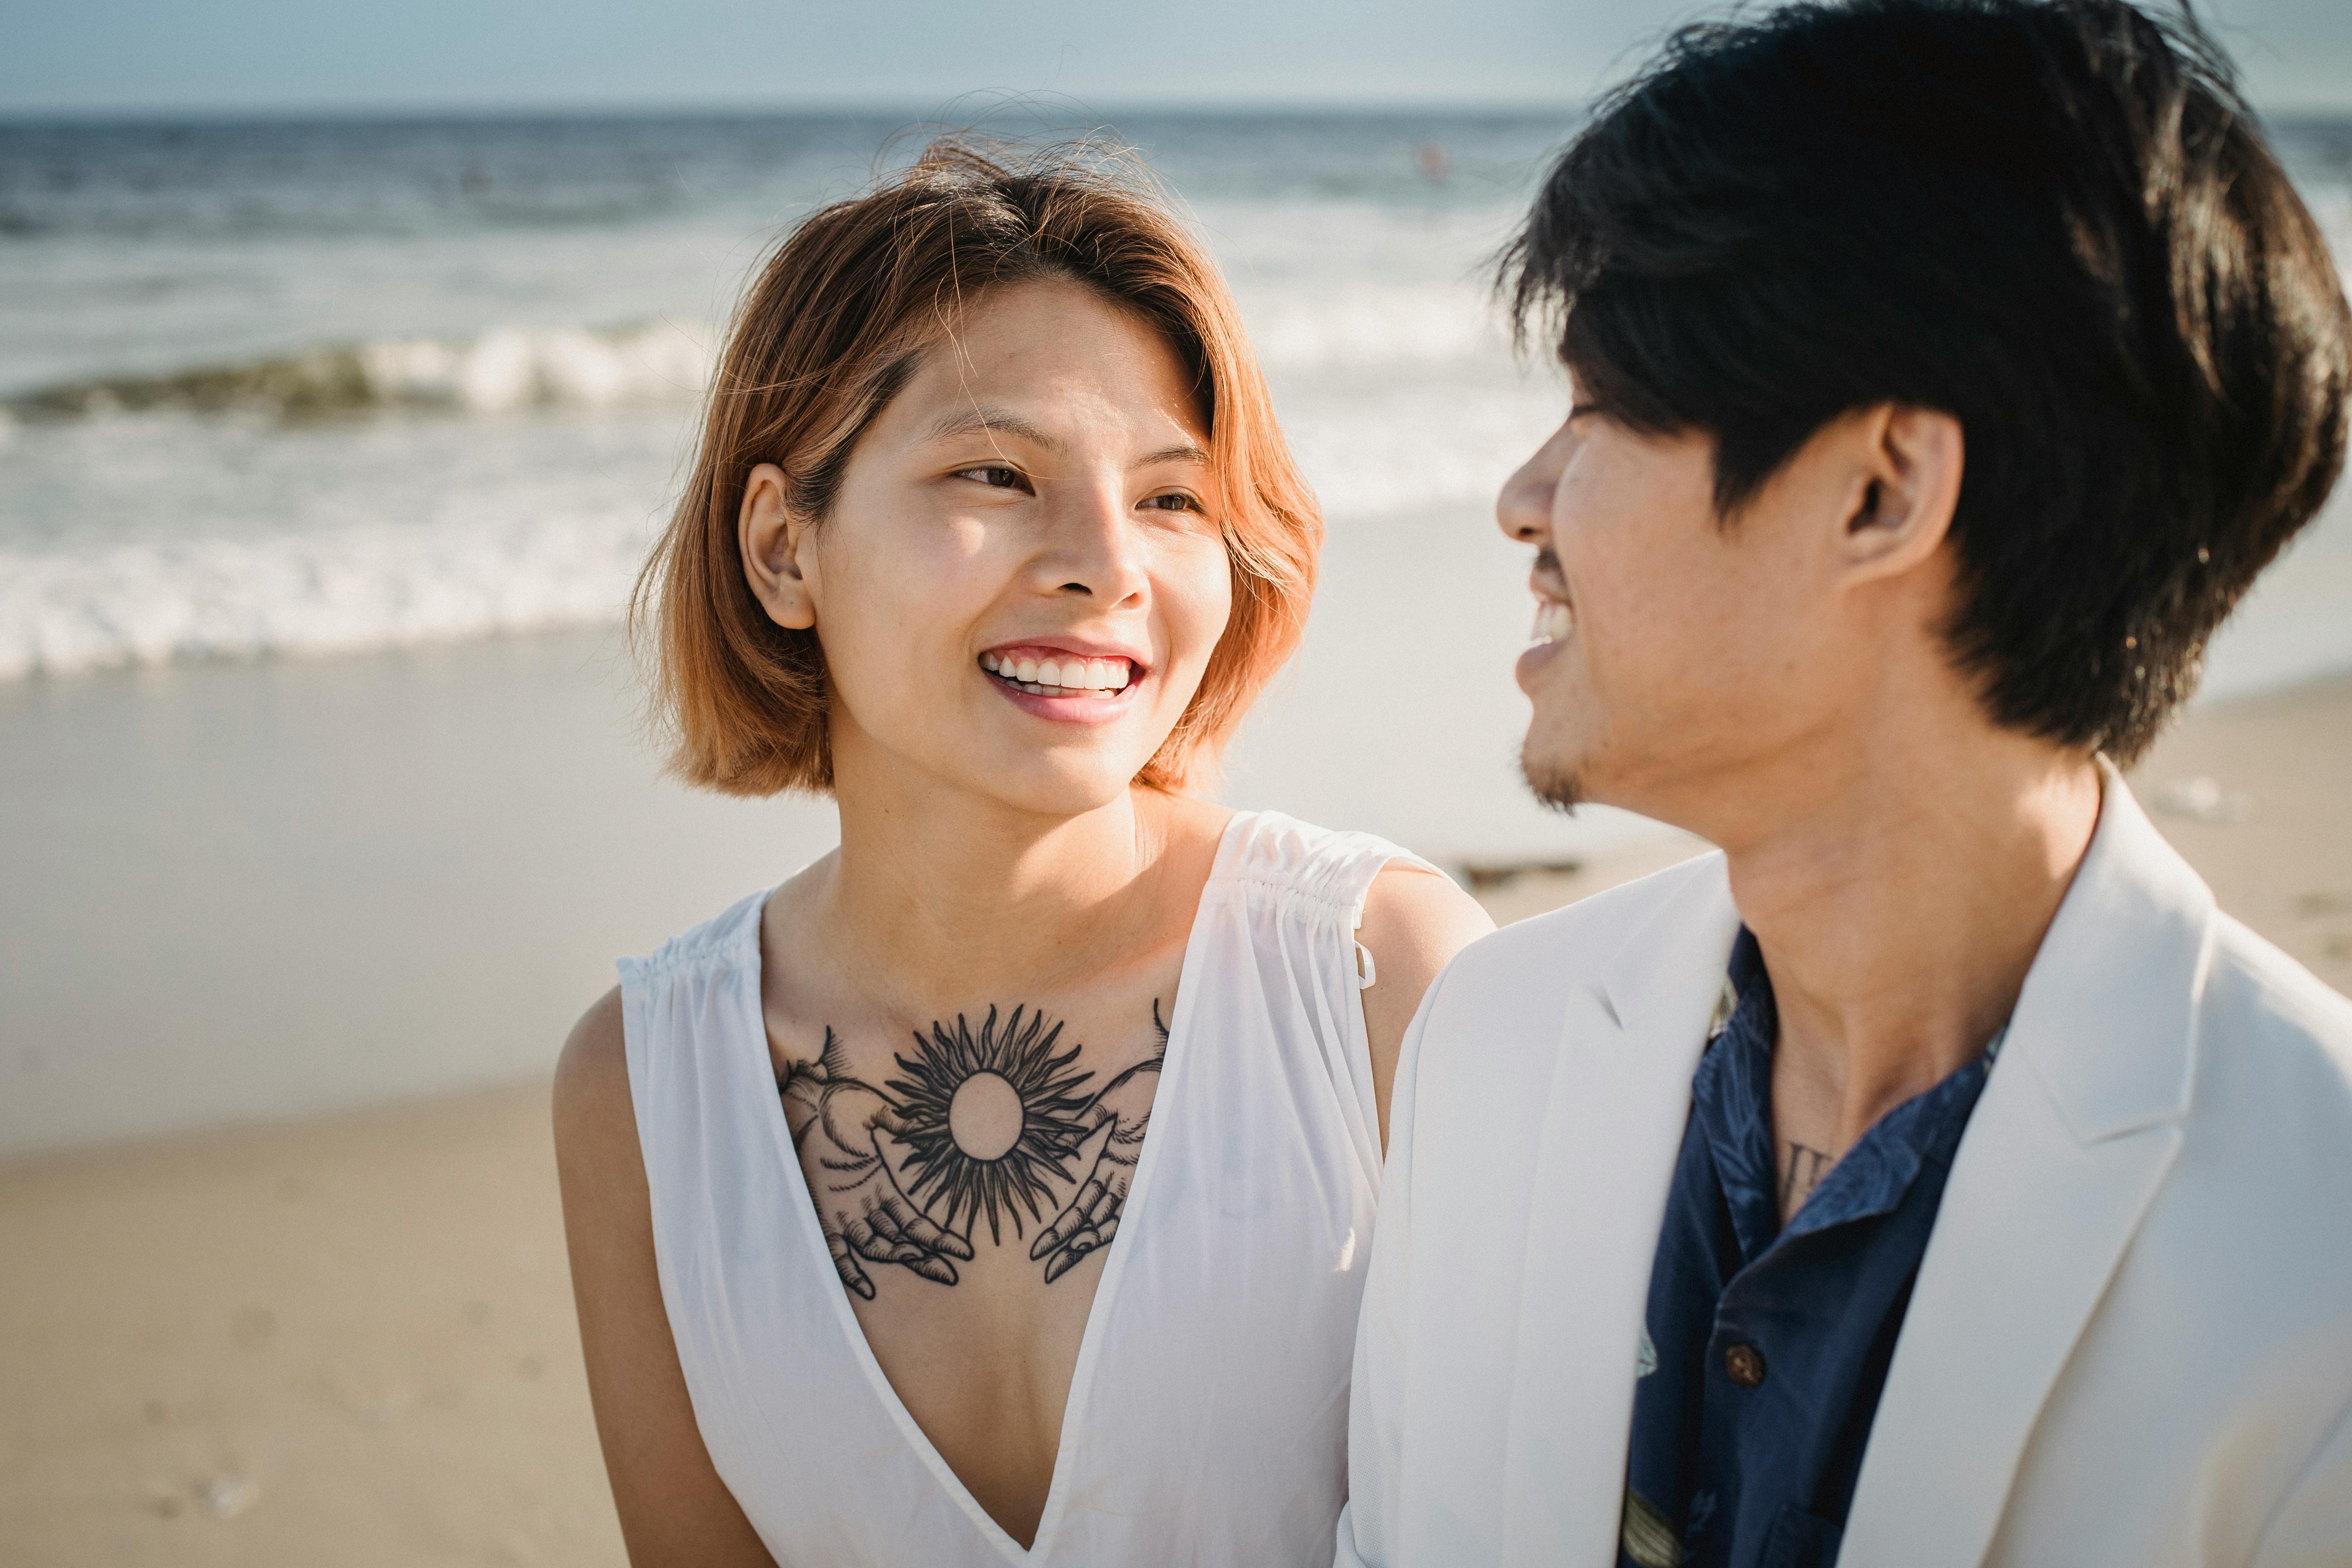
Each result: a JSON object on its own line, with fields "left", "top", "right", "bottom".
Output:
{"left": 1692, "top": 928, "right": 1998, "bottom": 1261}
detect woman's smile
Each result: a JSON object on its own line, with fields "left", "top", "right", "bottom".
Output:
{"left": 980, "top": 641, "right": 1150, "bottom": 724}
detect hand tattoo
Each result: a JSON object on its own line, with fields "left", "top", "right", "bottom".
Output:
{"left": 781, "top": 1029, "right": 975, "bottom": 1299}
{"left": 779, "top": 1002, "right": 1167, "bottom": 1294}
{"left": 1031, "top": 1000, "right": 1170, "bottom": 1283}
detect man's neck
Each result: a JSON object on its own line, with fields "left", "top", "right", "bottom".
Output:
{"left": 1713, "top": 723, "right": 2103, "bottom": 1160}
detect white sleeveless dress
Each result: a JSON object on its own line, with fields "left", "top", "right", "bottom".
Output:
{"left": 619, "top": 810, "right": 1438, "bottom": 1567}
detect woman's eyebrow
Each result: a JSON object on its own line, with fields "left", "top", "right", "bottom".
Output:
{"left": 924, "top": 406, "right": 1056, "bottom": 449}
{"left": 924, "top": 407, "right": 1208, "bottom": 469}
{"left": 1138, "top": 443, "right": 1210, "bottom": 468}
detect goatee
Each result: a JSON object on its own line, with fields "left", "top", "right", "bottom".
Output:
{"left": 1520, "top": 746, "right": 1583, "bottom": 813}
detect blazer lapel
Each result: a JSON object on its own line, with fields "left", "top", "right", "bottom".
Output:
{"left": 1499, "top": 855, "right": 1742, "bottom": 1568}
{"left": 1840, "top": 770, "right": 2208, "bottom": 1566}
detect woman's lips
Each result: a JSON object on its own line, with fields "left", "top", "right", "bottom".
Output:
{"left": 983, "top": 662, "right": 1146, "bottom": 724}
{"left": 977, "top": 647, "right": 1148, "bottom": 725}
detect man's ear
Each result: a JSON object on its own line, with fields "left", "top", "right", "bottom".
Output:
{"left": 738, "top": 463, "right": 817, "bottom": 631}
{"left": 1838, "top": 404, "right": 1964, "bottom": 583}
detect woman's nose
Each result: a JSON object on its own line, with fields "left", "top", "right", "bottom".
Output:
{"left": 1036, "top": 484, "right": 1150, "bottom": 605}
{"left": 1497, "top": 423, "right": 1572, "bottom": 544}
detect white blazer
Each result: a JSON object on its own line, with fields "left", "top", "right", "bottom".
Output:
{"left": 1339, "top": 772, "right": 2352, "bottom": 1567}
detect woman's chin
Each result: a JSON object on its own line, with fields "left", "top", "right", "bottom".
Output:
{"left": 953, "top": 742, "right": 1155, "bottom": 822}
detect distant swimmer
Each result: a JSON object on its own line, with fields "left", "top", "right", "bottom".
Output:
{"left": 1415, "top": 141, "right": 1451, "bottom": 183}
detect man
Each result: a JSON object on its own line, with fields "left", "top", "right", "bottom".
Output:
{"left": 1339, "top": 2, "right": 2352, "bottom": 1565}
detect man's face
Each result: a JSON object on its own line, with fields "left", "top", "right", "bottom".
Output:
{"left": 1497, "top": 398, "right": 1867, "bottom": 827}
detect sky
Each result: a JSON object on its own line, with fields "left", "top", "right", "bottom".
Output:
{"left": 2, "top": 0, "right": 2347, "bottom": 117}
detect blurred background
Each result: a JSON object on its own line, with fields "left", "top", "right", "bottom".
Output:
{"left": 2, "top": 0, "right": 2347, "bottom": 1561}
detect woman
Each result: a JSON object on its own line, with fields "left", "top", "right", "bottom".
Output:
{"left": 554, "top": 140, "right": 1492, "bottom": 1567}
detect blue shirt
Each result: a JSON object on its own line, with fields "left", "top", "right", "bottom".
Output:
{"left": 1619, "top": 931, "right": 1997, "bottom": 1568}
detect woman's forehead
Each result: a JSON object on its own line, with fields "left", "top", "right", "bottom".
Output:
{"left": 888, "top": 286, "right": 1210, "bottom": 454}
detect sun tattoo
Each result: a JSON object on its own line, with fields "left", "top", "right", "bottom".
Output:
{"left": 884, "top": 1005, "right": 1097, "bottom": 1245}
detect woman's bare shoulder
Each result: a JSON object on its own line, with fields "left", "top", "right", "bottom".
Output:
{"left": 554, "top": 985, "right": 633, "bottom": 1161}
{"left": 1360, "top": 862, "right": 1493, "bottom": 982}
{"left": 1357, "top": 864, "right": 1494, "bottom": 1152}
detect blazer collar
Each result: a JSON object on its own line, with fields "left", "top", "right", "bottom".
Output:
{"left": 1599, "top": 849, "right": 1741, "bottom": 1034}
{"left": 2003, "top": 759, "right": 2209, "bottom": 1144}
{"left": 1605, "top": 760, "right": 2210, "bottom": 1143}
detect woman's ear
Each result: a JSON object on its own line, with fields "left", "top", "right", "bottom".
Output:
{"left": 738, "top": 463, "right": 817, "bottom": 630}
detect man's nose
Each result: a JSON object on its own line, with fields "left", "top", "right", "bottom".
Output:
{"left": 1497, "top": 424, "right": 1571, "bottom": 544}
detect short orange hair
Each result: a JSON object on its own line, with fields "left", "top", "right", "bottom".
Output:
{"left": 635, "top": 138, "right": 1320, "bottom": 797}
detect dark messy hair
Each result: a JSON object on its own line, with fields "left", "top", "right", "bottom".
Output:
{"left": 1501, "top": 0, "right": 2350, "bottom": 764}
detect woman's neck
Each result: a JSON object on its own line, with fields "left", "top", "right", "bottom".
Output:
{"left": 808, "top": 761, "right": 1212, "bottom": 1010}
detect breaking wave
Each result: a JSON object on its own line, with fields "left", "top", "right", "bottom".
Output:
{"left": 8, "top": 321, "right": 715, "bottom": 421}
{"left": 3, "top": 276, "right": 1508, "bottom": 428}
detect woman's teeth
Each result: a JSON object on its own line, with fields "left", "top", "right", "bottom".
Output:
{"left": 980, "top": 652, "right": 1134, "bottom": 695}
{"left": 1530, "top": 600, "right": 1574, "bottom": 644}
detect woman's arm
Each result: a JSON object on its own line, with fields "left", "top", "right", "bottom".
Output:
{"left": 1356, "top": 867, "right": 1495, "bottom": 1154}
{"left": 554, "top": 989, "right": 775, "bottom": 1567}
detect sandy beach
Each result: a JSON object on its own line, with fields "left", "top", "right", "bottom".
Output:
{"left": 4, "top": 672, "right": 2349, "bottom": 1564}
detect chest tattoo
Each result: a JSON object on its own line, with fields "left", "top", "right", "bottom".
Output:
{"left": 1779, "top": 1140, "right": 1835, "bottom": 1219}
{"left": 779, "top": 1002, "right": 1168, "bottom": 1298}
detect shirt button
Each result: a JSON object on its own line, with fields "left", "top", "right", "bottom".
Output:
{"left": 1723, "top": 1343, "right": 1767, "bottom": 1388}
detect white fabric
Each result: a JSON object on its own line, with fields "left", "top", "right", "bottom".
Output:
{"left": 621, "top": 810, "right": 1435, "bottom": 1567}
{"left": 1340, "top": 766, "right": 2352, "bottom": 1568}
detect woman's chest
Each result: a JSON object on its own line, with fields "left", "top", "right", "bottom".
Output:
{"left": 667, "top": 954, "right": 1381, "bottom": 1562}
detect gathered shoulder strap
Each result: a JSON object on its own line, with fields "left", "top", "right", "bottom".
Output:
{"left": 1220, "top": 810, "right": 1451, "bottom": 987}
{"left": 1209, "top": 812, "right": 1453, "bottom": 1187}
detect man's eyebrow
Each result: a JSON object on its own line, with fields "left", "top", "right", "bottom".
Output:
{"left": 923, "top": 407, "right": 1058, "bottom": 450}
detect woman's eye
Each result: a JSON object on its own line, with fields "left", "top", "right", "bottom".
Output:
{"left": 957, "top": 465, "right": 1025, "bottom": 490}
{"left": 1141, "top": 492, "right": 1201, "bottom": 514}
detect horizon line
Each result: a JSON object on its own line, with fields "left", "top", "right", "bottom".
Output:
{"left": 5, "top": 91, "right": 2347, "bottom": 125}
{"left": 0, "top": 94, "right": 1605, "bottom": 126}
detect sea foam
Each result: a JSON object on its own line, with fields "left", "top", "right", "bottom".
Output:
{"left": 0, "top": 510, "right": 659, "bottom": 681}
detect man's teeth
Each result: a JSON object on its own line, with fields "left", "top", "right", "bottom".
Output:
{"left": 979, "top": 652, "right": 1134, "bottom": 693}
{"left": 1530, "top": 600, "right": 1574, "bottom": 644}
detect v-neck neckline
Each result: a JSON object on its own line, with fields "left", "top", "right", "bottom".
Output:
{"left": 746, "top": 811, "right": 1242, "bottom": 1563}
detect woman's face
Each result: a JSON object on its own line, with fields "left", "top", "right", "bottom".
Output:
{"left": 751, "top": 277, "right": 1234, "bottom": 818}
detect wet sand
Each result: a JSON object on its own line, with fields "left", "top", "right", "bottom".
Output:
{"left": 3, "top": 674, "right": 2348, "bottom": 1564}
